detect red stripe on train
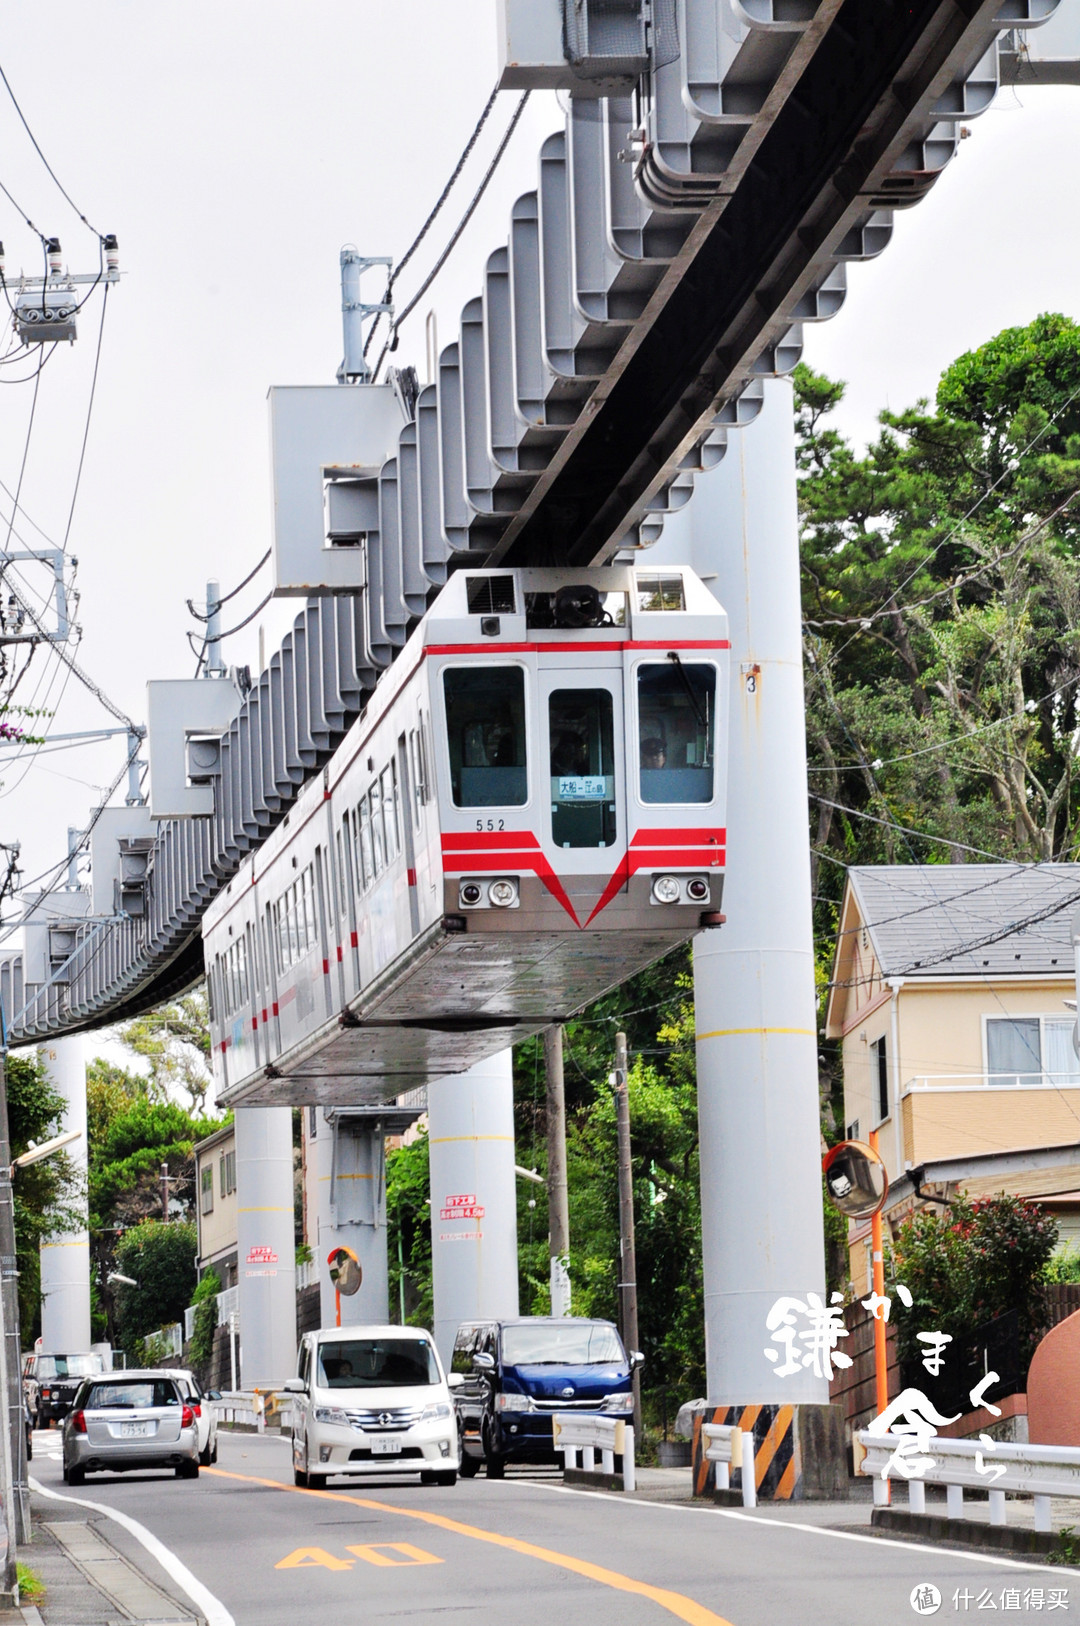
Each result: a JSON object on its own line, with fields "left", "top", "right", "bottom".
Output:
{"left": 426, "top": 640, "right": 730, "bottom": 655}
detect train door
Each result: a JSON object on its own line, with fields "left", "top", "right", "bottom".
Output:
{"left": 313, "top": 845, "right": 335, "bottom": 1021}
{"left": 539, "top": 670, "right": 624, "bottom": 861}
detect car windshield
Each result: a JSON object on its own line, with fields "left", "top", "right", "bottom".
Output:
{"left": 83, "top": 1380, "right": 180, "bottom": 1410}
{"left": 500, "top": 1322, "right": 626, "bottom": 1365}
{"left": 316, "top": 1338, "right": 440, "bottom": 1388}
{"left": 53, "top": 1355, "right": 104, "bottom": 1379}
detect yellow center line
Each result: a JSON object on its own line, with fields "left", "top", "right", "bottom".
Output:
{"left": 205, "top": 1467, "right": 734, "bottom": 1626}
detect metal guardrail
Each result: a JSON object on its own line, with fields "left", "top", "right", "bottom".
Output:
{"left": 208, "top": 1389, "right": 297, "bottom": 1433}
{"left": 701, "top": 1422, "right": 757, "bottom": 1509}
{"left": 856, "top": 1430, "right": 1080, "bottom": 1534}
{"left": 552, "top": 1412, "right": 635, "bottom": 1492}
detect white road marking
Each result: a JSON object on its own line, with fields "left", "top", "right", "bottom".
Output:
{"left": 519, "top": 1480, "right": 1075, "bottom": 1576}
{"left": 29, "top": 1475, "right": 235, "bottom": 1625}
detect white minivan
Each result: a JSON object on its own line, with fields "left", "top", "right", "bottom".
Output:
{"left": 285, "top": 1325, "right": 460, "bottom": 1487}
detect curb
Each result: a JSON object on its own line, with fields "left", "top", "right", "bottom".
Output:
{"left": 871, "top": 1507, "right": 1064, "bottom": 1559}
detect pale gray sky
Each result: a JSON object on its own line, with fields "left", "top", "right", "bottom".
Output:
{"left": 0, "top": 6, "right": 1076, "bottom": 902}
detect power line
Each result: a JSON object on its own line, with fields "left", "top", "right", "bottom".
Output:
{"left": 373, "top": 90, "right": 531, "bottom": 380}
{"left": 809, "top": 793, "right": 1028, "bottom": 864}
{"left": 363, "top": 82, "right": 502, "bottom": 363}
{"left": 0, "top": 58, "right": 103, "bottom": 238}
{"left": 186, "top": 549, "right": 271, "bottom": 621}
{"left": 61, "top": 282, "right": 109, "bottom": 550}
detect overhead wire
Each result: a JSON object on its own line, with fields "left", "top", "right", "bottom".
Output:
{"left": 60, "top": 284, "right": 109, "bottom": 551}
{"left": 363, "top": 82, "right": 502, "bottom": 364}
{"left": 372, "top": 90, "right": 532, "bottom": 381}
{"left": 0, "top": 58, "right": 104, "bottom": 239}
{"left": 186, "top": 549, "right": 271, "bottom": 621}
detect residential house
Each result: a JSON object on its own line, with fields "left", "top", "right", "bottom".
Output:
{"left": 825, "top": 865, "right": 1080, "bottom": 1290}
{"left": 194, "top": 1122, "right": 238, "bottom": 1288}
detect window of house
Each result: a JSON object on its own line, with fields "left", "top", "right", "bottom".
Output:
{"left": 871, "top": 1035, "right": 889, "bottom": 1123}
{"left": 846, "top": 1119, "right": 860, "bottom": 1142}
{"left": 200, "top": 1166, "right": 214, "bottom": 1216}
{"left": 986, "top": 1016, "right": 1080, "bottom": 1085}
{"left": 225, "top": 1150, "right": 237, "bottom": 1194}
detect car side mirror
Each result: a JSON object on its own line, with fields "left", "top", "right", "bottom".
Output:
{"left": 472, "top": 1351, "right": 495, "bottom": 1372}
{"left": 206, "top": 1390, "right": 222, "bottom": 1401}
{"left": 281, "top": 1377, "right": 307, "bottom": 1394}
{"left": 630, "top": 1351, "right": 645, "bottom": 1370}
{"left": 447, "top": 1372, "right": 465, "bottom": 1390}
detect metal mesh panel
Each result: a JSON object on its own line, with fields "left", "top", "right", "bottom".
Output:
{"left": 651, "top": 0, "right": 680, "bottom": 69}
{"left": 563, "top": 0, "right": 648, "bottom": 73}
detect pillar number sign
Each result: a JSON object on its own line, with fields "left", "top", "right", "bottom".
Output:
{"left": 245, "top": 1244, "right": 279, "bottom": 1277}
{"left": 439, "top": 1193, "right": 484, "bottom": 1242}
{"left": 439, "top": 1194, "right": 485, "bottom": 1220}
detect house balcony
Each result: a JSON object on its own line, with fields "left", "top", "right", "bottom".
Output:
{"left": 900, "top": 1074, "right": 1080, "bottom": 1167}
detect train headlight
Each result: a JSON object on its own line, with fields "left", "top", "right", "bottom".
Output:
{"left": 652, "top": 875, "right": 681, "bottom": 905}
{"left": 686, "top": 877, "right": 710, "bottom": 903}
{"left": 460, "top": 882, "right": 483, "bottom": 907}
{"left": 488, "top": 878, "right": 519, "bottom": 909}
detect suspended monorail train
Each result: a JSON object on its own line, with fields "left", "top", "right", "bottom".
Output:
{"left": 204, "top": 565, "right": 729, "bottom": 1106}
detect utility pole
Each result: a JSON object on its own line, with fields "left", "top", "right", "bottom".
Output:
{"left": 0, "top": 1042, "right": 29, "bottom": 1583}
{"left": 614, "top": 1031, "right": 640, "bottom": 1433}
{"left": 160, "top": 1162, "right": 172, "bottom": 1221}
{"left": 544, "top": 1026, "right": 570, "bottom": 1317}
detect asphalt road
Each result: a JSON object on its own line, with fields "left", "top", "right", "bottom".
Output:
{"left": 26, "top": 1429, "right": 1080, "bottom": 1626}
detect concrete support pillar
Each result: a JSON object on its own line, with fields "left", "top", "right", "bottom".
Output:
{"left": 654, "top": 380, "right": 828, "bottom": 1405}
{"left": 38, "top": 1036, "right": 90, "bottom": 1353}
{"left": 428, "top": 1051, "right": 519, "bottom": 1368}
{"left": 315, "top": 1111, "right": 390, "bottom": 1328}
{"left": 235, "top": 1106, "right": 296, "bottom": 1388}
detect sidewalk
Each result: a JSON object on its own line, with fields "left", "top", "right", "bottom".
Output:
{"left": 11, "top": 1484, "right": 200, "bottom": 1625}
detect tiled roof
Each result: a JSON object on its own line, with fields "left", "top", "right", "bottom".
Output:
{"left": 849, "top": 864, "right": 1080, "bottom": 979}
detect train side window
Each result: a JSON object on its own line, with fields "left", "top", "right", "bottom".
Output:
{"left": 637, "top": 662, "right": 716, "bottom": 804}
{"left": 444, "top": 667, "right": 527, "bottom": 807}
{"left": 548, "top": 689, "right": 616, "bottom": 849}
{"left": 356, "top": 797, "right": 373, "bottom": 891}
{"left": 381, "top": 763, "right": 401, "bottom": 860}
{"left": 370, "top": 779, "right": 387, "bottom": 874}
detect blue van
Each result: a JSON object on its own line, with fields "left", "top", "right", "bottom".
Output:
{"left": 450, "top": 1317, "right": 641, "bottom": 1477}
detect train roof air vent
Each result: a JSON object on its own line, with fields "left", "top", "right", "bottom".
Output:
{"left": 466, "top": 576, "right": 516, "bottom": 616}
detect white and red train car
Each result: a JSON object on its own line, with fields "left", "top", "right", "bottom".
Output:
{"left": 203, "top": 565, "right": 729, "bottom": 1106}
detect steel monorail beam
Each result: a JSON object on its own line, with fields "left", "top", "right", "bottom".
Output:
{"left": 489, "top": 0, "right": 1008, "bottom": 567}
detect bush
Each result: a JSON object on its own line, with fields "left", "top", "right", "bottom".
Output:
{"left": 113, "top": 1221, "right": 197, "bottom": 1354}
{"left": 890, "top": 1194, "right": 1058, "bottom": 1370}
{"left": 188, "top": 1269, "right": 221, "bottom": 1370}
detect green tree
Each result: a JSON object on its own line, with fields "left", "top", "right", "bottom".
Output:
{"left": 6, "top": 1052, "right": 81, "bottom": 1337}
{"left": 889, "top": 1195, "right": 1058, "bottom": 1373}
{"left": 85, "top": 1057, "right": 222, "bottom": 1342}
{"left": 114, "top": 987, "right": 212, "bottom": 1112}
{"left": 111, "top": 1220, "right": 197, "bottom": 1358}
{"left": 387, "top": 1130, "right": 433, "bottom": 1329}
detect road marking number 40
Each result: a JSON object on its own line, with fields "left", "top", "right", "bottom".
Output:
{"left": 276, "top": 1544, "right": 442, "bottom": 1570}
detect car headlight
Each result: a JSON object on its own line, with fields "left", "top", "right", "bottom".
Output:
{"left": 420, "top": 1402, "right": 452, "bottom": 1422}
{"left": 314, "top": 1407, "right": 351, "bottom": 1426}
{"left": 602, "top": 1393, "right": 634, "bottom": 1414}
{"left": 652, "top": 874, "right": 681, "bottom": 905}
{"left": 495, "top": 1393, "right": 533, "bottom": 1412}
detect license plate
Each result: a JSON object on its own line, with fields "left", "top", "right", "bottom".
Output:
{"left": 118, "top": 1421, "right": 151, "bottom": 1438}
{"left": 371, "top": 1436, "right": 403, "bottom": 1455}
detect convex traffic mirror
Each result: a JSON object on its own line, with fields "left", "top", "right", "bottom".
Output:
{"left": 822, "top": 1139, "right": 888, "bottom": 1220}
{"left": 327, "top": 1245, "right": 362, "bottom": 1295}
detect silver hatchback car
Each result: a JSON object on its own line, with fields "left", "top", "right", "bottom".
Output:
{"left": 62, "top": 1371, "right": 200, "bottom": 1484}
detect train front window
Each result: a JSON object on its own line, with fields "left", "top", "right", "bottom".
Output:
{"left": 638, "top": 662, "right": 716, "bottom": 804}
{"left": 549, "top": 689, "right": 616, "bottom": 848}
{"left": 444, "top": 668, "right": 527, "bottom": 807}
